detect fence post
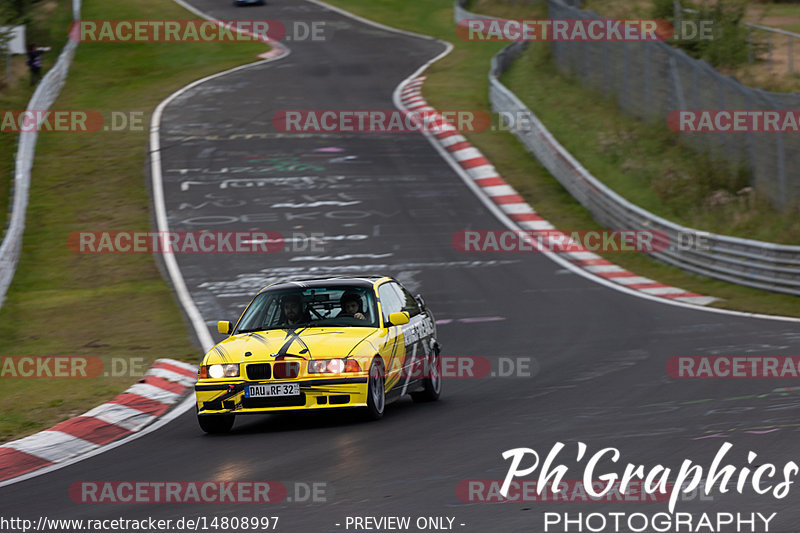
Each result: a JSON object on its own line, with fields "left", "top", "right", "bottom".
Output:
{"left": 644, "top": 44, "right": 652, "bottom": 118}
{"left": 603, "top": 40, "right": 609, "bottom": 96}
{"left": 622, "top": 41, "right": 629, "bottom": 112}
{"left": 763, "top": 94, "right": 788, "bottom": 207}
{"left": 777, "top": 128, "right": 787, "bottom": 208}
{"left": 669, "top": 55, "right": 686, "bottom": 110}
{"left": 744, "top": 91, "right": 757, "bottom": 188}
{"left": 767, "top": 30, "right": 773, "bottom": 69}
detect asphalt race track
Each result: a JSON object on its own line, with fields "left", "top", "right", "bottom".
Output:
{"left": 3, "top": 1, "right": 800, "bottom": 532}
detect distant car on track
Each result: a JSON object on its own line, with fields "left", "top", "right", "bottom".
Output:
{"left": 195, "top": 276, "right": 441, "bottom": 433}
{"left": 234, "top": 0, "right": 264, "bottom": 6}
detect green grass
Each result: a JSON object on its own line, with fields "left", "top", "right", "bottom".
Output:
{"left": 0, "top": 0, "right": 268, "bottom": 443}
{"left": 469, "top": 0, "right": 548, "bottom": 19}
{"left": 321, "top": 0, "right": 800, "bottom": 317}
{"left": 504, "top": 43, "right": 800, "bottom": 244}
{"left": 0, "top": 0, "right": 74, "bottom": 240}
{"left": 582, "top": 0, "right": 653, "bottom": 18}
{"left": 0, "top": 104, "right": 17, "bottom": 232}
{"left": 757, "top": 3, "right": 800, "bottom": 20}
{"left": 749, "top": 3, "right": 800, "bottom": 34}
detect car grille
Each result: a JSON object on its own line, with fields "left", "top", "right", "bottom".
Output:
{"left": 242, "top": 394, "right": 306, "bottom": 409}
{"left": 246, "top": 363, "right": 271, "bottom": 380}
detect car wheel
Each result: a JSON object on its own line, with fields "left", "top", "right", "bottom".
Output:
{"left": 411, "top": 348, "right": 441, "bottom": 402}
{"left": 364, "top": 358, "right": 385, "bottom": 420}
{"left": 198, "top": 414, "right": 235, "bottom": 434}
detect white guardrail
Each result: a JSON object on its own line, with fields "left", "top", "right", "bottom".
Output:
{"left": 455, "top": 0, "right": 800, "bottom": 297}
{"left": 0, "top": 0, "right": 81, "bottom": 310}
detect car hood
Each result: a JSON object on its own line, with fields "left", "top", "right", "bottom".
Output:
{"left": 203, "top": 327, "right": 380, "bottom": 364}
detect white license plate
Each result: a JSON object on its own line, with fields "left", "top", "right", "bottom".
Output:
{"left": 246, "top": 383, "right": 300, "bottom": 398}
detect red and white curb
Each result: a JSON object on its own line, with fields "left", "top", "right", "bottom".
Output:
{"left": 399, "top": 76, "right": 716, "bottom": 307}
{"left": 0, "top": 359, "right": 196, "bottom": 482}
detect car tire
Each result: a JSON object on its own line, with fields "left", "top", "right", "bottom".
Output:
{"left": 363, "top": 358, "right": 385, "bottom": 420}
{"left": 411, "top": 348, "right": 441, "bottom": 403}
{"left": 198, "top": 414, "right": 235, "bottom": 434}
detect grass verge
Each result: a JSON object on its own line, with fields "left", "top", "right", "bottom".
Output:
{"left": 321, "top": 0, "right": 800, "bottom": 317}
{"left": 0, "top": 0, "right": 267, "bottom": 443}
{"left": 1, "top": 0, "right": 73, "bottom": 238}
{"left": 584, "top": 0, "right": 800, "bottom": 93}
{"left": 504, "top": 43, "right": 800, "bottom": 245}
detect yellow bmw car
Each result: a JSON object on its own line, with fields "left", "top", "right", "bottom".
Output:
{"left": 195, "top": 276, "right": 441, "bottom": 433}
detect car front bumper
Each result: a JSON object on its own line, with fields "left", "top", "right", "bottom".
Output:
{"left": 195, "top": 376, "right": 369, "bottom": 415}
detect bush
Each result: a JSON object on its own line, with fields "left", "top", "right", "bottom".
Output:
{"left": 655, "top": 0, "right": 754, "bottom": 68}
{"left": 651, "top": 0, "right": 681, "bottom": 20}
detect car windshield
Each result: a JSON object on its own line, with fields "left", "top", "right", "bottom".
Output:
{"left": 234, "top": 285, "right": 379, "bottom": 333}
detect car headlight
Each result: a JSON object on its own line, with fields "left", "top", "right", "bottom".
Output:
{"left": 308, "top": 359, "right": 360, "bottom": 373}
{"left": 201, "top": 363, "right": 240, "bottom": 379}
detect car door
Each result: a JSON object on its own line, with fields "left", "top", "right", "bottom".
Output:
{"left": 394, "top": 283, "right": 435, "bottom": 392}
{"left": 377, "top": 282, "right": 406, "bottom": 390}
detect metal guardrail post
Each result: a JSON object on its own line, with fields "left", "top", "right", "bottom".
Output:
{"left": 455, "top": 0, "right": 800, "bottom": 296}
{"left": 0, "top": 0, "right": 83, "bottom": 311}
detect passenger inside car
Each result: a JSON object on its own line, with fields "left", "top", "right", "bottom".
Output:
{"left": 338, "top": 291, "right": 367, "bottom": 321}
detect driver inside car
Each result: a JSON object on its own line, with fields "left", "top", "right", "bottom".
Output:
{"left": 279, "top": 294, "right": 310, "bottom": 327}
{"left": 339, "top": 291, "right": 367, "bottom": 321}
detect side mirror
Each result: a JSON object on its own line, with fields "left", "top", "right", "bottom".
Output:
{"left": 414, "top": 294, "right": 426, "bottom": 309}
{"left": 217, "top": 321, "right": 231, "bottom": 335}
{"left": 388, "top": 311, "right": 409, "bottom": 326}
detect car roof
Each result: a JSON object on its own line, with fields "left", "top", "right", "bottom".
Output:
{"left": 259, "top": 275, "right": 391, "bottom": 293}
